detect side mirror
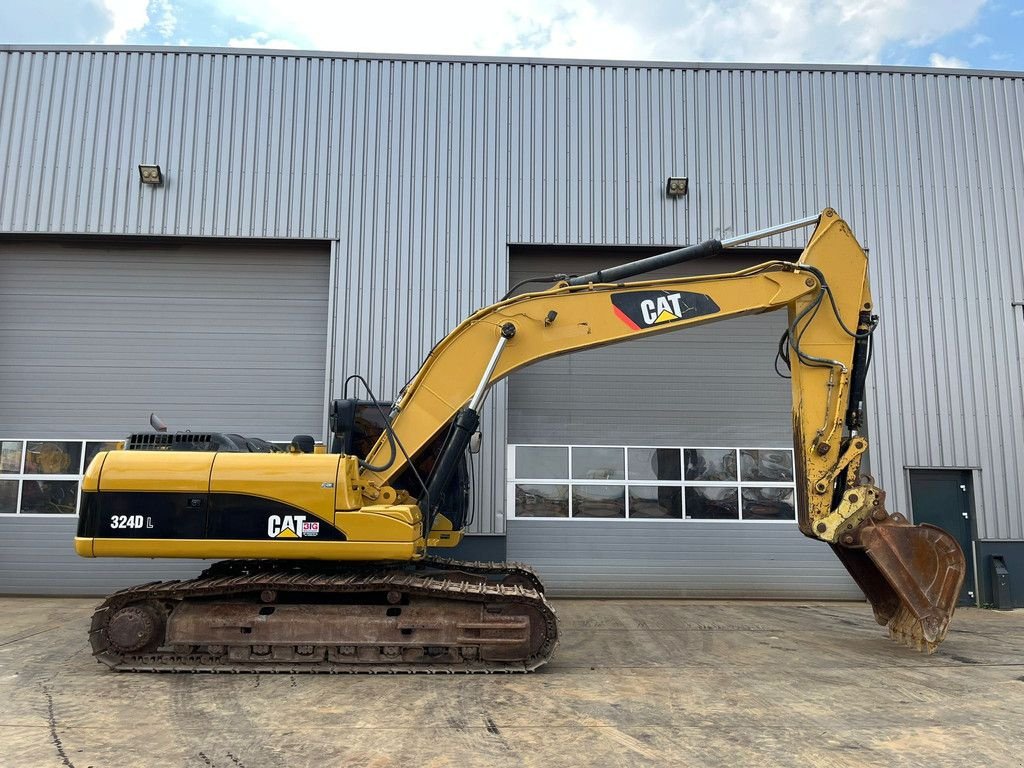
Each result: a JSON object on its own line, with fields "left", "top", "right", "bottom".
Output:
{"left": 290, "top": 435, "right": 315, "bottom": 454}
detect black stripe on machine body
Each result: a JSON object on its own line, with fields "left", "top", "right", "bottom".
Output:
{"left": 78, "top": 491, "right": 345, "bottom": 541}
{"left": 77, "top": 490, "right": 206, "bottom": 539}
{"left": 609, "top": 290, "right": 720, "bottom": 331}
{"left": 208, "top": 494, "right": 345, "bottom": 541}
{"left": 77, "top": 491, "right": 100, "bottom": 538}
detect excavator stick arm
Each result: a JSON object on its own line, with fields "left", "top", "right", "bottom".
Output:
{"left": 786, "top": 212, "right": 967, "bottom": 650}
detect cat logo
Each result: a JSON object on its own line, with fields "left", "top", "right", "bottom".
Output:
{"left": 267, "top": 514, "right": 307, "bottom": 539}
{"left": 610, "top": 290, "right": 720, "bottom": 330}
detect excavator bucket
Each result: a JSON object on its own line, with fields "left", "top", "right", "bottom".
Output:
{"left": 832, "top": 511, "right": 966, "bottom": 653}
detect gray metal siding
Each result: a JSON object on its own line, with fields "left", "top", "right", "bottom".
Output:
{"left": 508, "top": 317, "right": 790, "bottom": 446}
{"left": 0, "top": 517, "right": 209, "bottom": 596}
{"left": 508, "top": 251, "right": 793, "bottom": 446}
{"left": 506, "top": 520, "right": 862, "bottom": 598}
{"left": 0, "top": 239, "right": 329, "bottom": 438}
{"left": 0, "top": 49, "right": 1022, "bottom": 540}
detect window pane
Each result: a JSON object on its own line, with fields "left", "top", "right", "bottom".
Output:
{"left": 685, "top": 487, "right": 739, "bottom": 519}
{"left": 0, "top": 480, "right": 18, "bottom": 513}
{"left": 572, "top": 485, "right": 625, "bottom": 518}
{"left": 514, "top": 484, "right": 569, "bottom": 517}
{"left": 20, "top": 480, "right": 79, "bottom": 514}
{"left": 684, "top": 448, "right": 737, "bottom": 481}
{"left": 628, "top": 485, "right": 682, "bottom": 519}
{"left": 571, "top": 447, "right": 624, "bottom": 480}
{"left": 742, "top": 487, "right": 796, "bottom": 520}
{"left": 628, "top": 448, "right": 681, "bottom": 481}
{"left": 515, "top": 447, "right": 568, "bottom": 480}
{"left": 740, "top": 449, "right": 794, "bottom": 482}
{"left": 24, "top": 441, "right": 82, "bottom": 475}
{"left": 84, "top": 441, "right": 120, "bottom": 471}
{"left": 0, "top": 441, "right": 23, "bottom": 474}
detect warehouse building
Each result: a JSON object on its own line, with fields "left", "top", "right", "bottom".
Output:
{"left": 1, "top": 45, "right": 1021, "bottom": 606}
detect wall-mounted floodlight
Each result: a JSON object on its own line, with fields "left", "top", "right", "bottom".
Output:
{"left": 138, "top": 164, "right": 163, "bottom": 186}
{"left": 665, "top": 176, "right": 688, "bottom": 196}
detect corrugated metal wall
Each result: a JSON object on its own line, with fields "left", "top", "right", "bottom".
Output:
{"left": 0, "top": 517, "right": 210, "bottom": 596}
{"left": 507, "top": 311, "right": 790, "bottom": 445}
{"left": 0, "top": 239, "right": 329, "bottom": 438}
{"left": 506, "top": 520, "right": 862, "bottom": 599}
{"left": 1, "top": 47, "right": 1023, "bottom": 539}
{"left": 507, "top": 250, "right": 795, "bottom": 446}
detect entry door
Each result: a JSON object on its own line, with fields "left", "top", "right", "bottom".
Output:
{"left": 908, "top": 469, "right": 976, "bottom": 605}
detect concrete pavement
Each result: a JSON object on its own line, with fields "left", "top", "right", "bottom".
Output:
{"left": 1, "top": 597, "right": 1022, "bottom": 767}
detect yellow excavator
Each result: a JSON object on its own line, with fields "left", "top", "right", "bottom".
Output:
{"left": 75, "top": 208, "right": 966, "bottom": 672}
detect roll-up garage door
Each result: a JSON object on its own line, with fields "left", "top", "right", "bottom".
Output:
{"left": 505, "top": 247, "right": 860, "bottom": 599}
{"left": 0, "top": 239, "right": 330, "bottom": 594}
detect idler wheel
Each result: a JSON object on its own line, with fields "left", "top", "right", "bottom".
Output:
{"left": 106, "top": 603, "right": 163, "bottom": 653}
{"left": 500, "top": 573, "right": 536, "bottom": 590}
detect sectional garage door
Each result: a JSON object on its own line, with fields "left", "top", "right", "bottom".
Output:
{"left": 0, "top": 238, "right": 330, "bottom": 594}
{"left": 504, "top": 247, "right": 860, "bottom": 599}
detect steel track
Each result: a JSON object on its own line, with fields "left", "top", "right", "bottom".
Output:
{"left": 89, "top": 563, "right": 558, "bottom": 674}
{"left": 198, "top": 556, "right": 546, "bottom": 594}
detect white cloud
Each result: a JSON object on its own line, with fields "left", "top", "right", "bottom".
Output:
{"left": 212, "top": 0, "right": 987, "bottom": 64}
{"left": 929, "top": 52, "right": 969, "bottom": 67}
{"left": 97, "top": 0, "right": 174, "bottom": 43}
{"left": 152, "top": 0, "right": 177, "bottom": 39}
{"left": 968, "top": 32, "right": 990, "bottom": 46}
{"left": 227, "top": 33, "right": 299, "bottom": 49}
{"left": 101, "top": 0, "right": 149, "bottom": 43}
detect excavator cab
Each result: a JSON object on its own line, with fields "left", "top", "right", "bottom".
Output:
{"left": 329, "top": 398, "right": 391, "bottom": 457}
{"left": 329, "top": 397, "right": 473, "bottom": 534}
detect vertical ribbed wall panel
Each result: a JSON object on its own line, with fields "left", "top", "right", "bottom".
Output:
{"left": 328, "top": 58, "right": 513, "bottom": 533}
{"left": 1, "top": 49, "right": 1022, "bottom": 538}
{"left": 0, "top": 50, "right": 342, "bottom": 238}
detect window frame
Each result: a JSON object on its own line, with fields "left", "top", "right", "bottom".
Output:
{"left": 0, "top": 438, "right": 120, "bottom": 517}
{"left": 507, "top": 444, "right": 797, "bottom": 522}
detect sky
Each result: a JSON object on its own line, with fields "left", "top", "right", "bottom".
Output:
{"left": 0, "top": 0, "right": 1022, "bottom": 71}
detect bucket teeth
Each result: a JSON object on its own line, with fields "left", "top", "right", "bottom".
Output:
{"left": 885, "top": 604, "right": 940, "bottom": 654}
